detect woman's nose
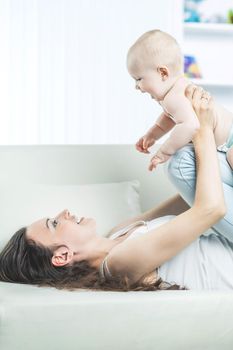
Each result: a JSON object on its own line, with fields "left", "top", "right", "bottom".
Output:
{"left": 63, "top": 209, "right": 70, "bottom": 219}
{"left": 56, "top": 209, "right": 70, "bottom": 219}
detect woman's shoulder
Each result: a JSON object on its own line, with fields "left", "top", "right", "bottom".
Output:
{"left": 100, "top": 215, "right": 176, "bottom": 280}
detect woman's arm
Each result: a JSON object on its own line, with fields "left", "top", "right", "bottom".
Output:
{"left": 108, "top": 89, "right": 226, "bottom": 284}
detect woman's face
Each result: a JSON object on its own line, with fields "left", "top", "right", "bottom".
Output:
{"left": 26, "top": 209, "right": 97, "bottom": 250}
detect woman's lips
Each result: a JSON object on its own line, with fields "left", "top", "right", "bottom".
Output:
{"left": 76, "top": 217, "right": 84, "bottom": 224}
{"left": 74, "top": 215, "right": 84, "bottom": 224}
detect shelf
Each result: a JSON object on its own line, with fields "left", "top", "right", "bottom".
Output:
{"left": 183, "top": 22, "right": 233, "bottom": 34}
{"left": 190, "top": 78, "right": 233, "bottom": 88}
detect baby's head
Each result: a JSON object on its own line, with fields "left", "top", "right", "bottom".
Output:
{"left": 127, "top": 29, "right": 184, "bottom": 100}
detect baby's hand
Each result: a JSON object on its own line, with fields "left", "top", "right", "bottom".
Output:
{"left": 148, "top": 151, "right": 171, "bottom": 171}
{"left": 135, "top": 132, "right": 156, "bottom": 154}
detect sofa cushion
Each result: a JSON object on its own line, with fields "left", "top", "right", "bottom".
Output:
{"left": 0, "top": 180, "right": 141, "bottom": 249}
{"left": 1, "top": 283, "right": 233, "bottom": 350}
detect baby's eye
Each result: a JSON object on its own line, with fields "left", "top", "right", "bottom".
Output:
{"left": 51, "top": 219, "right": 58, "bottom": 228}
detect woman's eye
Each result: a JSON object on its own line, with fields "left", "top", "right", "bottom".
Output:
{"left": 52, "top": 219, "right": 58, "bottom": 228}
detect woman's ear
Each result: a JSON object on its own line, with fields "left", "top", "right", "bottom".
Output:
{"left": 51, "top": 246, "right": 73, "bottom": 267}
{"left": 157, "top": 66, "right": 169, "bottom": 81}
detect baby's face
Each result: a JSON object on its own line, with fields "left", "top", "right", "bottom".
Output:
{"left": 127, "top": 58, "right": 167, "bottom": 101}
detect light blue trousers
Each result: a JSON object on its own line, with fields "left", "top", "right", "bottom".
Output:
{"left": 166, "top": 144, "right": 233, "bottom": 243}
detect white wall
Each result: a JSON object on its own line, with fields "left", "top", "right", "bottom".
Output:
{"left": 0, "top": 0, "right": 179, "bottom": 145}
{"left": 1, "top": 0, "right": 231, "bottom": 145}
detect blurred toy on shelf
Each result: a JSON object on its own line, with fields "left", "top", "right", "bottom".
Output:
{"left": 184, "top": 0, "right": 233, "bottom": 24}
{"left": 184, "top": 55, "right": 202, "bottom": 78}
{"left": 184, "top": 0, "right": 204, "bottom": 22}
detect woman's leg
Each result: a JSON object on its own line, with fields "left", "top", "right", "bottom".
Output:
{"left": 165, "top": 144, "right": 233, "bottom": 242}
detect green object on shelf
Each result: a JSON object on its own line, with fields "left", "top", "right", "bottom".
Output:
{"left": 227, "top": 9, "right": 233, "bottom": 24}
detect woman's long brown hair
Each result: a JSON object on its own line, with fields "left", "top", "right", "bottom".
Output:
{"left": 0, "top": 228, "right": 186, "bottom": 291}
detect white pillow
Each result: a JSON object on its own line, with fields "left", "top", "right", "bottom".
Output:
{"left": 0, "top": 180, "right": 141, "bottom": 249}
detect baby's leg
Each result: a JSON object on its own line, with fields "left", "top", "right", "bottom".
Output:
{"left": 165, "top": 144, "right": 233, "bottom": 243}
{"left": 226, "top": 146, "right": 233, "bottom": 169}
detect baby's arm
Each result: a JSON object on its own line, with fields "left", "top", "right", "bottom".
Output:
{"left": 153, "top": 112, "right": 176, "bottom": 136}
{"left": 136, "top": 112, "right": 175, "bottom": 153}
{"left": 149, "top": 96, "right": 200, "bottom": 170}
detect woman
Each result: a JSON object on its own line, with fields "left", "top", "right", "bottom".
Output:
{"left": 0, "top": 86, "right": 230, "bottom": 291}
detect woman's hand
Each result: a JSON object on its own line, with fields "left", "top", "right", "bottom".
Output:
{"left": 185, "top": 84, "right": 216, "bottom": 130}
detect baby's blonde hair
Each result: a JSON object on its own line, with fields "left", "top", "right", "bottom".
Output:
{"left": 127, "top": 29, "right": 183, "bottom": 75}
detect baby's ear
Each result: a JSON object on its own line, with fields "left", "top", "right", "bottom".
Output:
{"left": 157, "top": 66, "right": 169, "bottom": 80}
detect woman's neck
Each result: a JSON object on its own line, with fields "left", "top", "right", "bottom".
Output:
{"left": 77, "top": 221, "right": 147, "bottom": 269}
{"left": 75, "top": 235, "right": 119, "bottom": 269}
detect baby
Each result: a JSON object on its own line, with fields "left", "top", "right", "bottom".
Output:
{"left": 127, "top": 29, "right": 233, "bottom": 171}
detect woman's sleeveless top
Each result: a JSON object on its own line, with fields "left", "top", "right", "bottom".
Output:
{"left": 99, "top": 215, "right": 233, "bottom": 291}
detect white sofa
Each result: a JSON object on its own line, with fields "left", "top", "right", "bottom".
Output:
{"left": 0, "top": 145, "right": 233, "bottom": 350}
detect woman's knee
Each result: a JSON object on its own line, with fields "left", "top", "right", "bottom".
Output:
{"left": 163, "top": 145, "right": 197, "bottom": 207}
{"left": 166, "top": 145, "right": 196, "bottom": 188}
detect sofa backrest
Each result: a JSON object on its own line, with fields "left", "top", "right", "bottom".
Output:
{"left": 0, "top": 144, "right": 175, "bottom": 209}
{"left": 0, "top": 145, "right": 176, "bottom": 247}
